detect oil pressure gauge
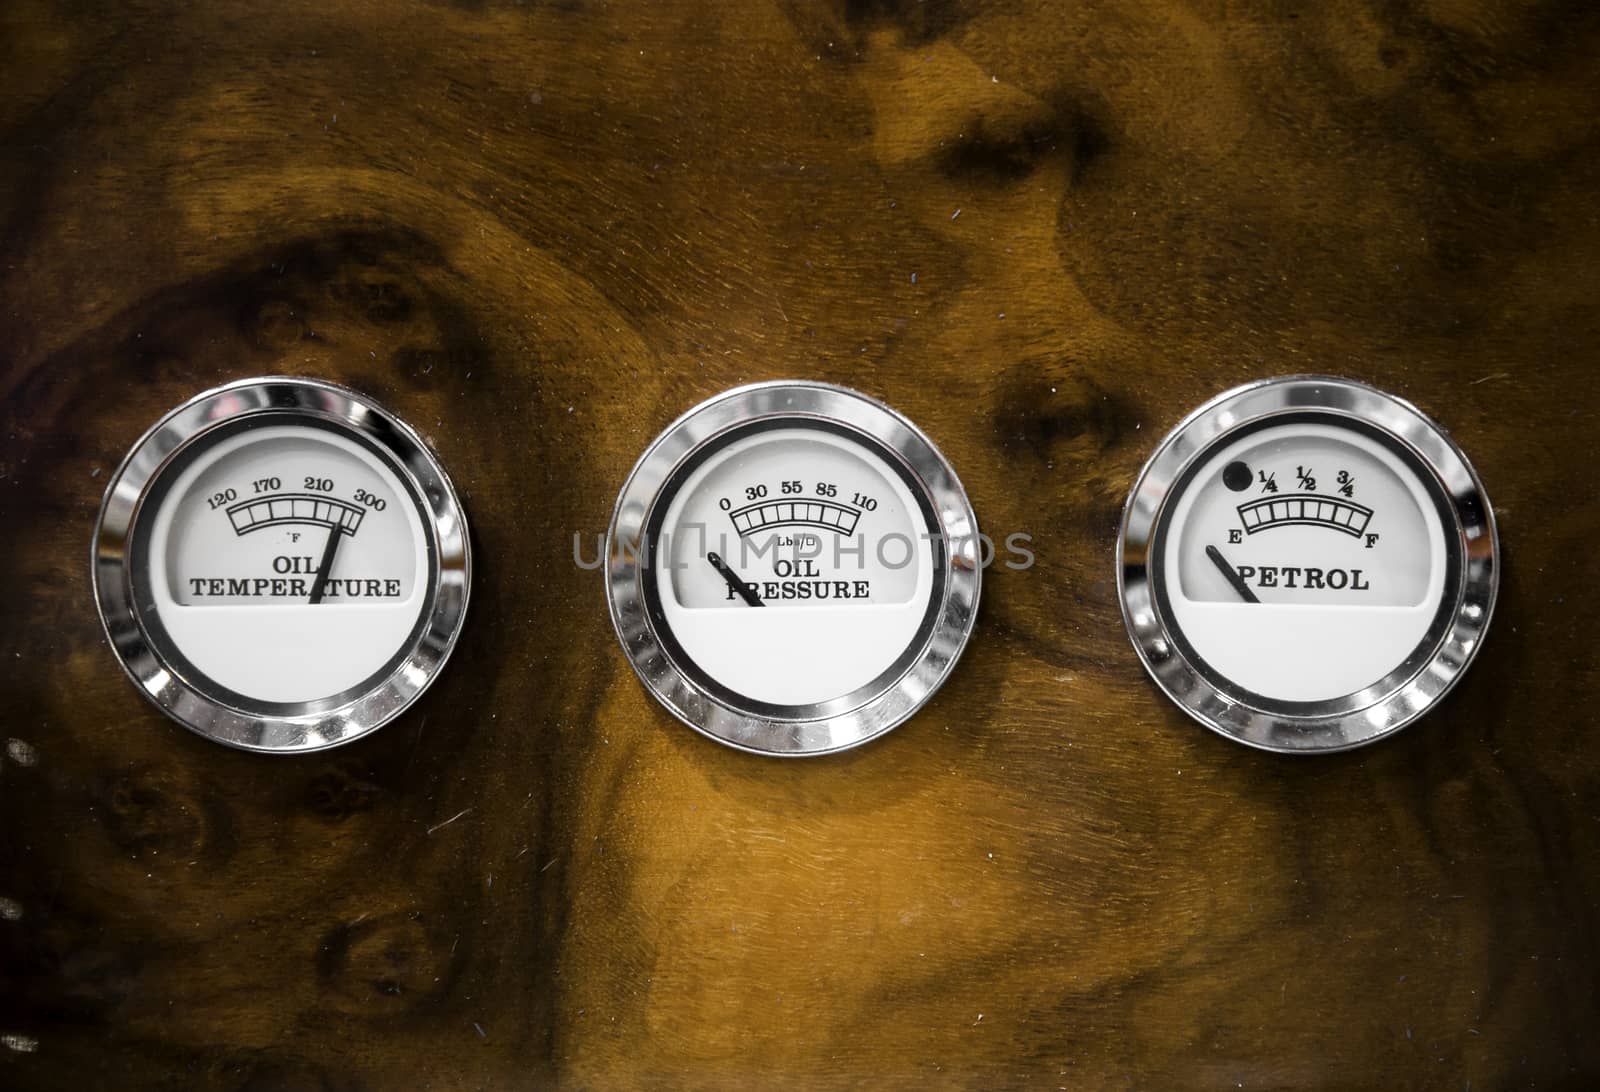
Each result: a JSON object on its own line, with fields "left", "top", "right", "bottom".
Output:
{"left": 1119, "top": 376, "right": 1497, "bottom": 753}
{"left": 93, "top": 377, "right": 471, "bottom": 753}
{"left": 606, "top": 382, "right": 980, "bottom": 756}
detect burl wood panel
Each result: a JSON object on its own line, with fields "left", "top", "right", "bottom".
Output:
{"left": 2, "top": 1, "right": 1597, "bottom": 1088}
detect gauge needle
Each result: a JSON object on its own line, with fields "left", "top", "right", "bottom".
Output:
{"left": 308, "top": 526, "right": 345, "bottom": 605}
{"left": 1206, "top": 544, "right": 1260, "bottom": 604}
{"left": 707, "top": 551, "right": 763, "bottom": 607}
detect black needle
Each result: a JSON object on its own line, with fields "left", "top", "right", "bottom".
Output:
{"left": 308, "top": 525, "right": 345, "bottom": 604}
{"left": 1206, "top": 544, "right": 1259, "bottom": 604}
{"left": 707, "top": 551, "right": 763, "bottom": 607}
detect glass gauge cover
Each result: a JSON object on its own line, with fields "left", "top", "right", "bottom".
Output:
{"left": 606, "top": 382, "right": 980, "bottom": 756}
{"left": 93, "top": 377, "right": 471, "bottom": 753}
{"left": 1119, "top": 376, "right": 1498, "bottom": 752}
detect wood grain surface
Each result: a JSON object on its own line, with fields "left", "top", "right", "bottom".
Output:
{"left": 3, "top": 1, "right": 1598, "bottom": 1088}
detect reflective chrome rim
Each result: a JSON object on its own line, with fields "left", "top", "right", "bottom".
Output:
{"left": 1117, "top": 375, "right": 1498, "bottom": 753}
{"left": 606, "top": 381, "right": 981, "bottom": 756}
{"left": 92, "top": 376, "right": 472, "bottom": 754}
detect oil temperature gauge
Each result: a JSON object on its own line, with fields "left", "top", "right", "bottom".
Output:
{"left": 606, "top": 382, "right": 980, "bottom": 756}
{"left": 1119, "top": 376, "right": 1497, "bottom": 752}
{"left": 93, "top": 377, "right": 470, "bottom": 752}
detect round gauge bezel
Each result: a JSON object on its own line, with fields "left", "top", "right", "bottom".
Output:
{"left": 1117, "top": 375, "right": 1498, "bottom": 753}
{"left": 605, "top": 381, "right": 982, "bottom": 757}
{"left": 92, "top": 376, "right": 472, "bottom": 754}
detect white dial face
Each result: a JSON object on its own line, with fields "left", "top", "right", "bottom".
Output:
{"left": 1158, "top": 420, "right": 1452, "bottom": 704}
{"left": 650, "top": 426, "right": 939, "bottom": 708}
{"left": 136, "top": 423, "right": 432, "bottom": 707}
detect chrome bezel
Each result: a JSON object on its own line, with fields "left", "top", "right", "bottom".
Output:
{"left": 1117, "top": 375, "right": 1498, "bottom": 753}
{"left": 92, "top": 376, "right": 472, "bottom": 754}
{"left": 605, "top": 381, "right": 981, "bottom": 757}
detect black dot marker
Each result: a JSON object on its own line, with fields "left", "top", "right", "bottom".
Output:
{"left": 1222, "top": 460, "right": 1252, "bottom": 492}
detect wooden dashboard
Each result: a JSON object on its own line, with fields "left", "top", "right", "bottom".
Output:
{"left": 2, "top": 1, "right": 1597, "bottom": 1087}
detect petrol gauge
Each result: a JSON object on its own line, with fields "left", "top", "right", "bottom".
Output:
{"left": 1119, "top": 376, "right": 1497, "bottom": 752}
{"left": 606, "top": 382, "right": 980, "bottom": 756}
{"left": 93, "top": 377, "right": 471, "bottom": 752}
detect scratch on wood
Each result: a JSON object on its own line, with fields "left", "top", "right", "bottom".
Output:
{"left": 427, "top": 808, "right": 473, "bottom": 835}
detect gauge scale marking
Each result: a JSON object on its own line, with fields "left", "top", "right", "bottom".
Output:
{"left": 94, "top": 378, "right": 471, "bottom": 753}
{"left": 1120, "top": 376, "right": 1497, "bottom": 752}
{"left": 608, "top": 383, "right": 980, "bottom": 756}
